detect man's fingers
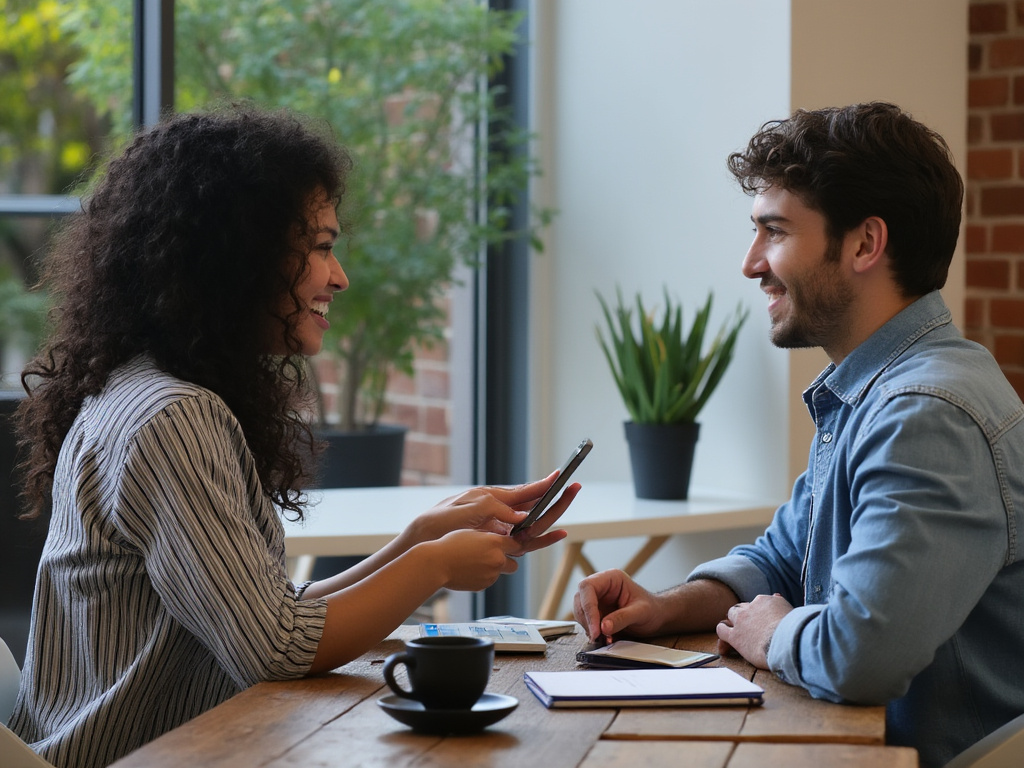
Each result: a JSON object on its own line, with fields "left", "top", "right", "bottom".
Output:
{"left": 574, "top": 583, "right": 599, "bottom": 639}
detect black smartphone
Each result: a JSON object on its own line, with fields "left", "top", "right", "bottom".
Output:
{"left": 510, "top": 438, "right": 593, "bottom": 535}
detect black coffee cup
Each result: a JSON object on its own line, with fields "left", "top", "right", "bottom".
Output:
{"left": 382, "top": 636, "right": 494, "bottom": 709}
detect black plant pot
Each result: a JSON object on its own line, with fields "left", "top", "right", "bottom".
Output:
{"left": 624, "top": 420, "right": 700, "bottom": 500}
{"left": 313, "top": 423, "right": 407, "bottom": 489}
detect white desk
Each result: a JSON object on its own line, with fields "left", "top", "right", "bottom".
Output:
{"left": 282, "top": 482, "right": 781, "bottom": 619}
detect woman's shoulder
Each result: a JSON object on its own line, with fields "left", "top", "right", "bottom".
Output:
{"left": 82, "top": 356, "right": 233, "bottom": 441}
{"left": 108, "top": 355, "right": 218, "bottom": 404}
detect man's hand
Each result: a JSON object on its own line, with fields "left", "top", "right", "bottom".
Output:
{"left": 573, "top": 569, "right": 665, "bottom": 642}
{"left": 715, "top": 593, "right": 793, "bottom": 669}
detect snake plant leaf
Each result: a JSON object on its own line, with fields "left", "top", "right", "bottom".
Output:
{"left": 595, "top": 286, "right": 747, "bottom": 425}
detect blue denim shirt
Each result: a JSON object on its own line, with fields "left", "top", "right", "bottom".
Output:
{"left": 689, "top": 291, "right": 1024, "bottom": 767}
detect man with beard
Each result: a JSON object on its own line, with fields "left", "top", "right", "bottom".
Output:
{"left": 573, "top": 102, "right": 1024, "bottom": 768}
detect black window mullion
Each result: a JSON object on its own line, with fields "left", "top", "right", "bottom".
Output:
{"left": 133, "top": 0, "right": 175, "bottom": 130}
{"left": 481, "top": 0, "right": 532, "bottom": 618}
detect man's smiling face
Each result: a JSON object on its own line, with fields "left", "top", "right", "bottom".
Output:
{"left": 742, "top": 185, "right": 855, "bottom": 359}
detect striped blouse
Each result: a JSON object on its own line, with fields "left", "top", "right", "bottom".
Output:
{"left": 8, "top": 357, "right": 328, "bottom": 768}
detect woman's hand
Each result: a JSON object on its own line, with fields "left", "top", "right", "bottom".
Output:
{"left": 405, "top": 474, "right": 579, "bottom": 551}
{"left": 429, "top": 529, "right": 524, "bottom": 591}
{"left": 509, "top": 480, "right": 578, "bottom": 554}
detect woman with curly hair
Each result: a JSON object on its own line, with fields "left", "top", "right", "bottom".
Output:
{"left": 8, "top": 105, "right": 576, "bottom": 768}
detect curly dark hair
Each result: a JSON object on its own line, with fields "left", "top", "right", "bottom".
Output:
{"left": 15, "top": 104, "right": 353, "bottom": 520}
{"left": 727, "top": 101, "right": 963, "bottom": 297}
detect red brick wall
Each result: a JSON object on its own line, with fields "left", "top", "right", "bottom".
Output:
{"left": 968, "top": 1, "right": 1024, "bottom": 397}
{"left": 382, "top": 327, "right": 453, "bottom": 486}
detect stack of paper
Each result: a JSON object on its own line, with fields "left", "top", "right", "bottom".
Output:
{"left": 523, "top": 667, "right": 764, "bottom": 708}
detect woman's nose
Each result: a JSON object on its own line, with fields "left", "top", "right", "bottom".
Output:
{"left": 331, "top": 257, "right": 349, "bottom": 291}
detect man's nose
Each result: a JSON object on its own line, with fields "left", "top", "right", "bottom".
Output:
{"left": 741, "top": 241, "right": 765, "bottom": 279}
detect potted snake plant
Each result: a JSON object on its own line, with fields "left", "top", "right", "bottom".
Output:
{"left": 596, "top": 286, "right": 747, "bottom": 499}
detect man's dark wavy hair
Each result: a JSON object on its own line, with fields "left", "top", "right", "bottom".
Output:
{"left": 727, "top": 101, "right": 964, "bottom": 297}
{"left": 15, "top": 104, "right": 353, "bottom": 520}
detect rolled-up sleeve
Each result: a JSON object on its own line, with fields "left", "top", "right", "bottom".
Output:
{"left": 687, "top": 554, "right": 769, "bottom": 601}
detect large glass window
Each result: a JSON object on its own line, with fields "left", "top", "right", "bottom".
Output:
{"left": 0, "top": 0, "right": 118, "bottom": 386}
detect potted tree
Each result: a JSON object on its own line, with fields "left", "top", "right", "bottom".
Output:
{"left": 63, "top": 0, "right": 551, "bottom": 488}
{"left": 596, "top": 286, "right": 747, "bottom": 500}
{"left": 297, "top": 2, "right": 550, "bottom": 487}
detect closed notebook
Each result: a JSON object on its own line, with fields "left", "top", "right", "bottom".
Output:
{"left": 523, "top": 667, "right": 764, "bottom": 708}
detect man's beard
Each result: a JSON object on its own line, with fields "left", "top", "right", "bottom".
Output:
{"left": 768, "top": 238, "right": 854, "bottom": 351}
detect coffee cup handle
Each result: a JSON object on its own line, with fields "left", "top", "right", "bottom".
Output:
{"left": 382, "top": 652, "right": 417, "bottom": 700}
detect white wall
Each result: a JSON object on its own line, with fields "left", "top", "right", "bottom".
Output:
{"left": 525, "top": 0, "right": 967, "bottom": 614}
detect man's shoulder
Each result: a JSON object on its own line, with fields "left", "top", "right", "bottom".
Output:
{"left": 883, "top": 330, "right": 1009, "bottom": 392}
{"left": 872, "top": 331, "right": 1023, "bottom": 427}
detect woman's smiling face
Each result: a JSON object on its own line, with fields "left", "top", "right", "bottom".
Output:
{"left": 275, "top": 192, "right": 348, "bottom": 356}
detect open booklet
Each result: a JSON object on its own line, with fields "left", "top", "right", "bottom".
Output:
{"left": 524, "top": 667, "right": 765, "bottom": 708}
{"left": 477, "top": 616, "right": 578, "bottom": 639}
{"left": 419, "top": 622, "right": 550, "bottom": 652}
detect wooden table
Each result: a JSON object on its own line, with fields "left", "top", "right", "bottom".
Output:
{"left": 109, "top": 628, "right": 917, "bottom": 768}
{"left": 283, "top": 483, "right": 781, "bottom": 619}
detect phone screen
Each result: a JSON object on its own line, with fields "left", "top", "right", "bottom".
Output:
{"left": 510, "top": 438, "right": 592, "bottom": 535}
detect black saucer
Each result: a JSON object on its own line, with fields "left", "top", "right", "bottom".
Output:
{"left": 377, "top": 693, "right": 518, "bottom": 734}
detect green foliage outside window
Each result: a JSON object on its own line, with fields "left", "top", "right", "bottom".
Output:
{"left": 0, "top": 0, "right": 111, "bottom": 382}
{"left": 57, "top": 0, "right": 548, "bottom": 428}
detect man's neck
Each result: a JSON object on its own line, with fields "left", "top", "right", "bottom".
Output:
{"left": 824, "top": 284, "right": 918, "bottom": 365}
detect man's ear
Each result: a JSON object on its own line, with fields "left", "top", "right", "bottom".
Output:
{"left": 849, "top": 216, "right": 888, "bottom": 275}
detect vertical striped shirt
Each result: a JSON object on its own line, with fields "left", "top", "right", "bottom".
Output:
{"left": 9, "top": 357, "right": 327, "bottom": 767}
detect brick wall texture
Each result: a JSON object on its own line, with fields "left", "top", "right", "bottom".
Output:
{"left": 381, "top": 331, "right": 453, "bottom": 486}
{"left": 969, "top": 1, "right": 1024, "bottom": 397}
{"left": 368, "top": 290, "right": 454, "bottom": 485}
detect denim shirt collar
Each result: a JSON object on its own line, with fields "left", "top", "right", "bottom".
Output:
{"left": 802, "top": 290, "right": 953, "bottom": 411}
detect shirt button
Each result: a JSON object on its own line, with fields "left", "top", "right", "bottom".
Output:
{"left": 821, "top": 432, "right": 833, "bottom": 443}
